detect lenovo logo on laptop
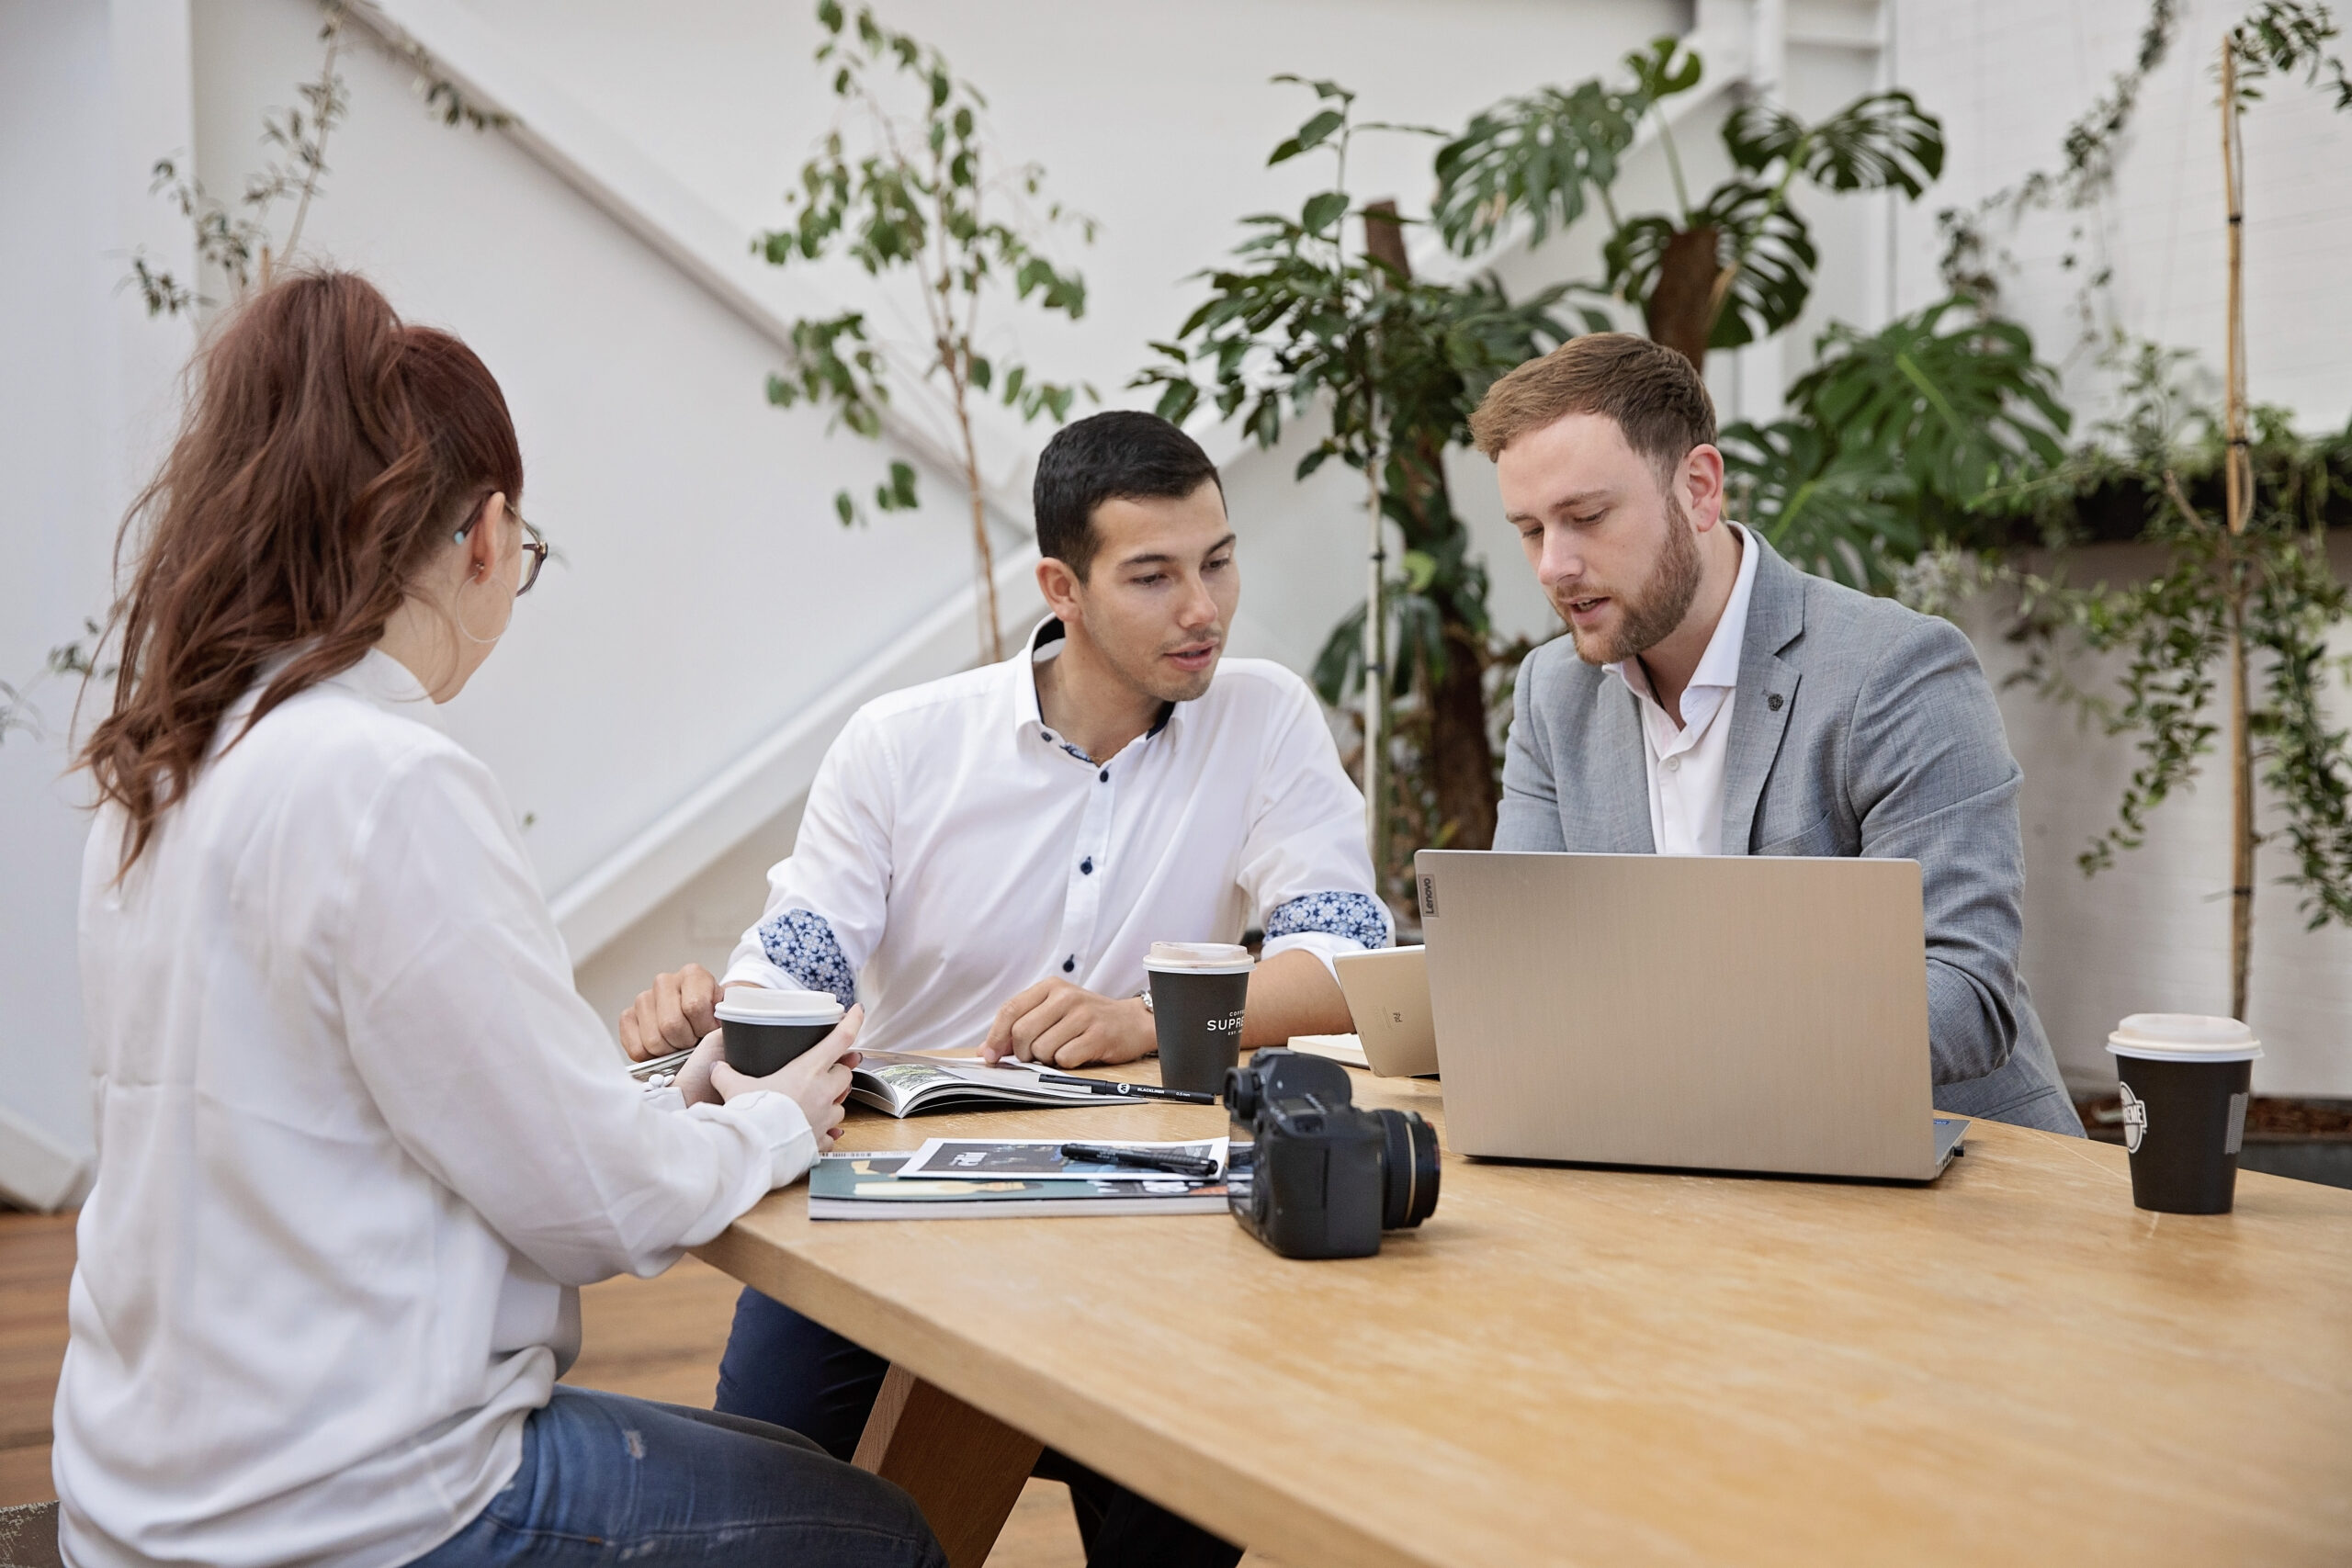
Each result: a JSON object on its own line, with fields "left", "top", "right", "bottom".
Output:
{"left": 1419, "top": 874, "right": 1438, "bottom": 918}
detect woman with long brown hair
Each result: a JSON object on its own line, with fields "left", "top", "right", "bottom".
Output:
{"left": 55, "top": 270, "right": 943, "bottom": 1568}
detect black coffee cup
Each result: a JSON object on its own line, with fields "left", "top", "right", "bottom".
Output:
{"left": 2107, "top": 1013, "right": 2262, "bottom": 1214}
{"left": 716, "top": 990, "right": 845, "bottom": 1077}
{"left": 1145, "top": 942, "right": 1254, "bottom": 1097}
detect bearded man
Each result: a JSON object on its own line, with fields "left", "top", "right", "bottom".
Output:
{"left": 1474, "top": 333, "right": 2082, "bottom": 1135}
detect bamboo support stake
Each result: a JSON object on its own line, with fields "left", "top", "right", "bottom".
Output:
{"left": 957, "top": 417, "right": 1002, "bottom": 665}
{"left": 1363, "top": 448, "right": 1388, "bottom": 877}
{"left": 2220, "top": 42, "right": 2255, "bottom": 1022}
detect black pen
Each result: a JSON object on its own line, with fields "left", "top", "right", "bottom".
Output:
{"left": 1029, "top": 1069, "right": 1216, "bottom": 1105}
{"left": 1058, "top": 1143, "right": 1222, "bottom": 1179}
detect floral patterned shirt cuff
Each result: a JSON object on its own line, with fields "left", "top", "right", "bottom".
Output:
{"left": 745, "top": 908, "right": 858, "bottom": 1007}
{"left": 1260, "top": 891, "right": 1391, "bottom": 976}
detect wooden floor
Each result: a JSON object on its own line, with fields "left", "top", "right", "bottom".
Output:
{"left": 0, "top": 1209, "right": 1085, "bottom": 1565}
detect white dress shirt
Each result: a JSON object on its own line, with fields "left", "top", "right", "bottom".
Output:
{"left": 723, "top": 620, "right": 1389, "bottom": 1052}
{"left": 1603, "top": 523, "right": 1758, "bottom": 857}
{"left": 57, "top": 650, "right": 815, "bottom": 1568}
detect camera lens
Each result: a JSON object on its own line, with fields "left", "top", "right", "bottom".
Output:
{"left": 1374, "top": 1109, "right": 1440, "bottom": 1230}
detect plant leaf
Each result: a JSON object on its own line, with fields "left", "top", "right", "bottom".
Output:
{"left": 1786, "top": 298, "right": 2071, "bottom": 509}
{"left": 1302, "top": 191, "right": 1350, "bottom": 235}
{"left": 1272, "top": 108, "right": 1347, "bottom": 164}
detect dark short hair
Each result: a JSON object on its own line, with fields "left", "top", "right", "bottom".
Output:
{"left": 1033, "top": 411, "right": 1221, "bottom": 579}
{"left": 1468, "top": 333, "right": 1716, "bottom": 482}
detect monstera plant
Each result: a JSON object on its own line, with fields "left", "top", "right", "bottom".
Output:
{"left": 1430, "top": 38, "right": 1944, "bottom": 372}
{"left": 1719, "top": 299, "right": 2072, "bottom": 588}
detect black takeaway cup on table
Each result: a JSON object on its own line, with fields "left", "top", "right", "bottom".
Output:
{"left": 2107, "top": 1012, "right": 2263, "bottom": 1214}
{"left": 1144, "top": 941, "right": 1254, "bottom": 1097}
{"left": 714, "top": 988, "right": 845, "bottom": 1077}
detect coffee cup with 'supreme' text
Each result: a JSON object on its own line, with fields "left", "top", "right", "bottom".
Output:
{"left": 715, "top": 989, "right": 845, "bottom": 1078}
{"left": 1145, "top": 942, "right": 1255, "bottom": 1097}
{"left": 2107, "top": 1013, "right": 2262, "bottom": 1214}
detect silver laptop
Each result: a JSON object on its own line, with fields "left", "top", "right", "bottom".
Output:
{"left": 1332, "top": 946, "right": 1439, "bottom": 1077}
{"left": 1415, "top": 850, "right": 1966, "bottom": 1182}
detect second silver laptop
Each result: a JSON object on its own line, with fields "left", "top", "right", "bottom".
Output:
{"left": 1415, "top": 849, "right": 1964, "bottom": 1182}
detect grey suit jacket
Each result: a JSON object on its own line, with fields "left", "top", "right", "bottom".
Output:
{"left": 1496, "top": 534, "right": 2084, "bottom": 1136}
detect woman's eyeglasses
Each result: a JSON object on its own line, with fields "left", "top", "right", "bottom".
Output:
{"left": 455, "top": 499, "right": 550, "bottom": 596}
{"left": 506, "top": 502, "right": 549, "bottom": 596}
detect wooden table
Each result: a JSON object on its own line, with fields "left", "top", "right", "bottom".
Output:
{"left": 695, "top": 1060, "right": 2352, "bottom": 1567}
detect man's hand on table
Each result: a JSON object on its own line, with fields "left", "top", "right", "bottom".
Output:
{"left": 620, "top": 962, "right": 730, "bottom": 1061}
{"left": 980, "top": 980, "right": 1155, "bottom": 1068}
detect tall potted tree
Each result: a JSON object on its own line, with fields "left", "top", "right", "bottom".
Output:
{"left": 1135, "top": 80, "right": 1577, "bottom": 889}
{"left": 757, "top": 1, "right": 1094, "bottom": 663}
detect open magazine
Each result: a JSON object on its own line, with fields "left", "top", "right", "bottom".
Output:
{"left": 628, "top": 1047, "right": 1123, "bottom": 1117}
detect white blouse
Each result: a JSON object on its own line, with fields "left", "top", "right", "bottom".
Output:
{"left": 54, "top": 651, "right": 815, "bottom": 1568}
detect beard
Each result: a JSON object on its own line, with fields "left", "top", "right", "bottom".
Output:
{"left": 1563, "top": 493, "right": 1704, "bottom": 666}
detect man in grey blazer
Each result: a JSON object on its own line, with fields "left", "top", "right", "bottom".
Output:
{"left": 1472, "top": 334, "right": 2082, "bottom": 1134}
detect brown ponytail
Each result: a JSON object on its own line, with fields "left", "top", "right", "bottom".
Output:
{"left": 80, "top": 269, "right": 524, "bottom": 873}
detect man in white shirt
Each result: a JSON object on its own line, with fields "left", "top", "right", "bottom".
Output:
{"left": 621, "top": 418, "right": 1383, "bottom": 1070}
{"left": 621, "top": 412, "right": 1385, "bottom": 1566}
{"left": 1476, "top": 333, "right": 2080, "bottom": 1135}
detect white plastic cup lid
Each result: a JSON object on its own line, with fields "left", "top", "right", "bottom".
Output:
{"left": 714, "top": 989, "right": 844, "bottom": 1025}
{"left": 1144, "top": 941, "right": 1254, "bottom": 974}
{"left": 2106, "top": 1012, "right": 2263, "bottom": 1063}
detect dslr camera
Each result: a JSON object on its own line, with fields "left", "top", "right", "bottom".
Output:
{"left": 1223, "top": 1049, "right": 1439, "bottom": 1259}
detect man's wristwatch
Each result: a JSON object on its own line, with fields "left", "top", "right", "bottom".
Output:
{"left": 1138, "top": 988, "right": 1154, "bottom": 1014}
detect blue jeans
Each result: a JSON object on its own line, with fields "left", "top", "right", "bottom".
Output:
{"left": 716, "top": 1289, "right": 1243, "bottom": 1568}
{"left": 408, "top": 1385, "right": 944, "bottom": 1567}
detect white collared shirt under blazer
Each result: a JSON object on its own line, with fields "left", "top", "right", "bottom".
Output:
{"left": 1601, "top": 522, "right": 1760, "bottom": 856}
{"left": 56, "top": 651, "right": 817, "bottom": 1568}
{"left": 723, "top": 622, "right": 1391, "bottom": 1052}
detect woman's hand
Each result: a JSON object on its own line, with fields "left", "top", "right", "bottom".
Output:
{"left": 710, "top": 1005, "right": 864, "bottom": 1145}
{"left": 671, "top": 1029, "right": 727, "bottom": 1108}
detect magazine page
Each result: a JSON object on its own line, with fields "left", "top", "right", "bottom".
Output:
{"left": 897, "top": 1137, "right": 1227, "bottom": 1180}
{"left": 808, "top": 1151, "right": 1231, "bottom": 1220}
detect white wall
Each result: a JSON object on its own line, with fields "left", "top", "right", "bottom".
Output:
{"left": 0, "top": 0, "right": 198, "bottom": 1201}
{"left": 1889, "top": 0, "right": 2352, "bottom": 428}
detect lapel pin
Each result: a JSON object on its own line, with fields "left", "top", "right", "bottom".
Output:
{"left": 1769, "top": 694, "right": 1784, "bottom": 711}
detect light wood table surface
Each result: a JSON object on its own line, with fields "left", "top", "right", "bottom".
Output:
{"left": 695, "top": 1057, "right": 2352, "bottom": 1567}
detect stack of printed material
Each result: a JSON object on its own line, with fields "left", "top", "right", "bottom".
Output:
{"left": 808, "top": 1138, "right": 1230, "bottom": 1220}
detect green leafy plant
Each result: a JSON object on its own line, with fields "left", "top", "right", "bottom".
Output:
{"left": 2222, "top": 0, "right": 2352, "bottom": 109}
{"left": 1432, "top": 38, "right": 1942, "bottom": 371}
{"left": 1939, "top": 4, "right": 2352, "bottom": 1022}
{"left": 756, "top": 0, "right": 1094, "bottom": 662}
{"left": 1991, "top": 361, "right": 2352, "bottom": 1017}
{"left": 129, "top": 2, "right": 508, "bottom": 317}
{"left": 1940, "top": 1, "right": 2348, "bottom": 323}
{"left": 1135, "top": 80, "right": 1578, "bottom": 895}
{"left": 130, "top": 15, "right": 348, "bottom": 316}
{"left": 0, "top": 624, "right": 107, "bottom": 750}
{"left": 1721, "top": 299, "right": 2071, "bottom": 587}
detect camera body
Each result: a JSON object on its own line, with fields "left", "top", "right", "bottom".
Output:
{"left": 1224, "top": 1049, "right": 1439, "bottom": 1259}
